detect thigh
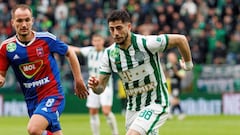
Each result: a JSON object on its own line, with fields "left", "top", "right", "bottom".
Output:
{"left": 129, "top": 104, "right": 169, "bottom": 135}
{"left": 86, "top": 89, "right": 101, "bottom": 108}
{"left": 33, "top": 96, "right": 65, "bottom": 132}
{"left": 100, "top": 86, "right": 113, "bottom": 106}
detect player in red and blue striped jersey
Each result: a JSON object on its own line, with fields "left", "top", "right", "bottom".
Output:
{"left": 0, "top": 4, "right": 88, "bottom": 135}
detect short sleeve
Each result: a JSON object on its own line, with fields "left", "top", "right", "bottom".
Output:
{"left": 0, "top": 44, "right": 9, "bottom": 71}
{"left": 145, "top": 34, "right": 168, "bottom": 54}
{"left": 99, "top": 49, "right": 112, "bottom": 75}
{"left": 44, "top": 32, "right": 68, "bottom": 55}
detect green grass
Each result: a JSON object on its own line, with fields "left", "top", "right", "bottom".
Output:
{"left": 0, "top": 114, "right": 240, "bottom": 135}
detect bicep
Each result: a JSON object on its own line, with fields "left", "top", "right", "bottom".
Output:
{"left": 166, "top": 34, "right": 187, "bottom": 49}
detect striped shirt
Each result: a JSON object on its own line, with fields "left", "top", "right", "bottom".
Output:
{"left": 99, "top": 33, "right": 170, "bottom": 111}
{"left": 80, "top": 46, "right": 113, "bottom": 89}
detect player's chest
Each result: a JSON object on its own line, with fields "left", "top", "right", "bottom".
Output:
{"left": 109, "top": 47, "right": 150, "bottom": 71}
{"left": 6, "top": 41, "right": 50, "bottom": 64}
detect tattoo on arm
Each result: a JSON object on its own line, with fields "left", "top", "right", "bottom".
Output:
{"left": 94, "top": 74, "right": 110, "bottom": 94}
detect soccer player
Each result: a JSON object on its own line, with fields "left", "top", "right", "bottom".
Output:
{"left": 70, "top": 34, "right": 119, "bottom": 135}
{"left": 166, "top": 52, "right": 186, "bottom": 120}
{"left": 88, "top": 10, "right": 193, "bottom": 135}
{"left": 0, "top": 4, "right": 88, "bottom": 135}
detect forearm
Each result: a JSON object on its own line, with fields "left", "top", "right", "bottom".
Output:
{"left": 167, "top": 34, "right": 192, "bottom": 62}
{"left": 92, "top": 84, "right": 105, "bottom": 94}
{"left": 89, "top": 74, "right": 110, "bottom": 95}
{"left": 177, "top": 36, "right": 192, "bottom": 62}
{"left": 66, "top": 48, "right": 83, "bottom": 82}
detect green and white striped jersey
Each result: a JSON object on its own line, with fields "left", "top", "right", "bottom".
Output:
{"left": 99, "top": 33, "right": 169, "bottom": 111}
{"left": 80, "top": 46, "right": 113, "bottom": 89}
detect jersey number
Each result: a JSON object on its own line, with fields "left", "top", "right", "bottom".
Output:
{"left": 139, "top": 109, "right": 153, "bottom": 120}
{"left": 45, "top": 98, "right": 55, "bottom": 107}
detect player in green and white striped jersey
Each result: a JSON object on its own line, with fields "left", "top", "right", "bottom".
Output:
{"left": 70, "top": 34, "right": 119, "bottom": 135}
{"left": 88, "top": 10, "right": 193, "bottom": 135}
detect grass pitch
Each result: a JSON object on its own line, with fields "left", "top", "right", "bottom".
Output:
{"left": 0, "top": 114, "right": 239, "bottom": 135}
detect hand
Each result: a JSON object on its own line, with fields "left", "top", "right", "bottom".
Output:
{"left": 74, "top": 80, "right": 89, "bottom": 99}
{"left": 0, "top": 75, "right": 5, "bottom": 88}
{"left": 179, "top": 59, "right": 193, "bottom": 71}
{"left": 87, "top": 76, "right": 99, "bottom": 90}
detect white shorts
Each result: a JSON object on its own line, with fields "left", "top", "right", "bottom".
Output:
{"left": 126, "top": 103, "right": 169, "bottom": 135}
{"left": 86, "top": 86, "right": 113, "bottom": 108}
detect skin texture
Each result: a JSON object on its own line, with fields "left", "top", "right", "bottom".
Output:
{"left": 1, "top": 5, "right": 88, "bottom": 135}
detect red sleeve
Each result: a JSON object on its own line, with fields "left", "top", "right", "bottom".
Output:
{"left": 0, "top": 44, "right": 9, "bottom": 71}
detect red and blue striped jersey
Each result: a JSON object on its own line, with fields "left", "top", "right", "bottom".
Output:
{"left": 0, "top": 31, "right": 67, "bottom": 103}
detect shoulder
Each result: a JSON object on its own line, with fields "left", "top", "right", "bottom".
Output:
{"left": 105, "top": 43, "right": 116, "bottom": 51}
{"left": 0, "top": 36, "right": 16, "bottom": 49}
{"left": 35, "top": 31, "right": 56, "bottom": 40}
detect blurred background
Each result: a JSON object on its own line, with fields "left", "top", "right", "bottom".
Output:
{"left": 0, "top": 0, "right": 240, "bottom": 117}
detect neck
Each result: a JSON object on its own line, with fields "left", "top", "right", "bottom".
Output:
{"left": 119, "top": 32, "right": 131, "bottom": 50}
{"left": 96, "top": 47, "right": 104, "bottom": 52}
{"left": 17, "top": 31, "right": 34, "bottom": 42}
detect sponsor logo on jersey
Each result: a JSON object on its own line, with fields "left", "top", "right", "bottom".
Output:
{"left": 23, "top": 76, "right": 50, "bottom": 88}
{"left": 13, "top": 54, "right": 20, "bottom": 60}
{"left": 19, "top": 60, "right": 43, "bottom": 79}
{"left": 6, "top": 42, "right": 17, "bottom": 52}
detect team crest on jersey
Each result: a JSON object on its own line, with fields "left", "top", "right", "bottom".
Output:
{"left": 110, "top": 48, "right": 119, "bottom": 59}
{"left": 134, "top": 51, "right": 145, "bottom": 62}
{"left": 19, "top": 60, "right": 43, "bottom": 79}
{"left": 6, "top": 42, "right": 17, "bottom": 52}
{"left": 36, "top": 47, "right": 44, "bottom": 57}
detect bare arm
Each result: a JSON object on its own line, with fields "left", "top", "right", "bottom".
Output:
{"left": 68, "top": 45, "right": 81, "bottom": 54}
{"left": 167, "top": 34, "right": 193, "bottom": 70}
{"left": 88, "top": 74, "right": 110, "bottom": 95}
{"left": 65, "top": 47, "right": 88, "bottom": 98}
{"left": 0, "top": 71, "right": 6, "bottom": 88}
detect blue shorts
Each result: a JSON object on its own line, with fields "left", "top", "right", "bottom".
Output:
{"left": 27, "top": 96, "right": 65, "bottom": 132}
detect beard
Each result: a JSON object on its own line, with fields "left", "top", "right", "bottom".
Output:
{"left": 117, "top": 32, "right": 129, "bottom": 45}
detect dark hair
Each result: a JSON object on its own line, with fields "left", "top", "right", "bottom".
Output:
{"left": 107, "top": 10, "right": 131, "bottom": 23}
{"left": 11, "top": 4, "right": 33, "bottom": 18}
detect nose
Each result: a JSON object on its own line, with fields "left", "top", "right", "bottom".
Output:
{"left": 112, "top": 28, "right": 119, "bottom": 37}
{"left": 22, "top": 21, "right": 27, "bottom": 27}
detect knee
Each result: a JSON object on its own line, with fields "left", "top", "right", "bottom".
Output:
{"left": 27, "top": 125, "right": 42, "bottom": 135}
{"left": 102, "top": 110, "right": 110, "bottom": 116}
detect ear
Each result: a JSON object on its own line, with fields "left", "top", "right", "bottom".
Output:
{"left": 31, "top": 17, "right": 34, "bottom": 24}
{"left": 127, "top": 22, "right": 132, "bottom": 30}
{"left": 11, "top": 19, "right": 14, "bottom": 26}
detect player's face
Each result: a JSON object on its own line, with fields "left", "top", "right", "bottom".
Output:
{"left": 92, "top": 36, "right": 104, "bottom": 51}
{"left": 11, "top": 8, "right": 33, "bottom": 37}
{"left": 108, "top": 20, "right": 131, "bottom": 45}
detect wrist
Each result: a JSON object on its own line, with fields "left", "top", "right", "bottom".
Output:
{"left": 185, "top": 61, "right": 193, "bottom": 70}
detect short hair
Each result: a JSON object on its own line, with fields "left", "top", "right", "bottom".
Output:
{"left": 107, "top": 10, "right": 131, "bottom": 23}
{"left": 11, "top": 4, "right": 33, "bottom": 18}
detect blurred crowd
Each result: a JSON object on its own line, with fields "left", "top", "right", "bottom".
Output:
{"left": 0, "top": 0, "right": 240, "bottom": 65}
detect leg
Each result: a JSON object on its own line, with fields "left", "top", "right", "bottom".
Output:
{"left": 89, "top": 108, "right": 100, "bottom": 135}
{"left": 27, "top": 114, "right": 49, "bottom": 135}
{"left": 28, "top": 97, "right": 65, "bottom": 135}
{"left": 127, "top": 104, "right": 169, "bottom": 135}
{"left": 102, "top": 105, "right": 119, "bottom": 135}
{"left": 86, "top": 89, "right": 101, "bottom": 135}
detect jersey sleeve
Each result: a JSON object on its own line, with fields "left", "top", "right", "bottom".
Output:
{"left": 46, "top": 32, "right": 68, "bottom": 55}
{"left": 145, "top": 34, "right": 168, "bottom": 54}
{"left": 79, "top": 46, "right": 92, "bottom": 57}
{"left": 0, "top": 44, "right": 9, "bottom": 71}
{"left": 99, "top": 49, "right": 112, "bottom": 75}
